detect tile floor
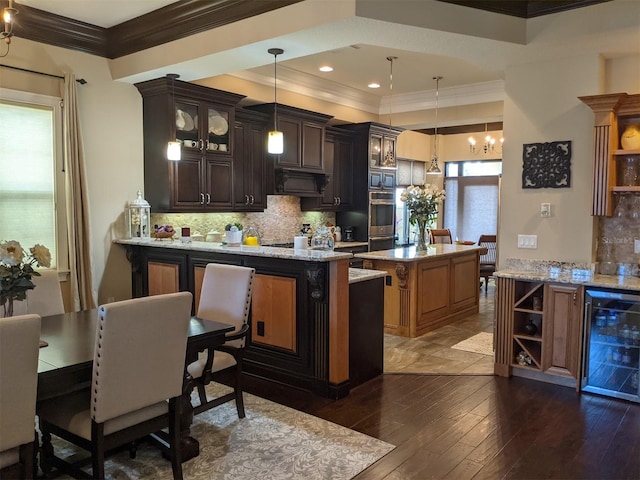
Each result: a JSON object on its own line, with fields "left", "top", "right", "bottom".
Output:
{"left": 384, "top": 279, "right": 495, "bottom": 375}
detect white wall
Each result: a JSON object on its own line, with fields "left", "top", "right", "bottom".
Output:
{"left": 1, "top": 39, "right": 143, "bottom": 304}
{"left": 500, "top": 54, "right": 601, "bottom": 264}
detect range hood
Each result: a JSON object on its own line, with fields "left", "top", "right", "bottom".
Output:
{"left": 274, "top": 168, "right": 331, "bottom": 197}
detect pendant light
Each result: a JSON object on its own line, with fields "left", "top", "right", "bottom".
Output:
{"left": 166, "top": 73, "right": 181, "bottom": 161}
{"left": 267, "top": 48, "right": 284, "bottom": 154}
{"left": 426, "top": 76, "right": 442, "bottom": 175}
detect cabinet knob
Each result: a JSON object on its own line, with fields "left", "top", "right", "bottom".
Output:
{"left": 244, "top": 195, "right": 250, "bottom": 205}
{"left": 198, "top": 139, "right": 204, "bottom": 151}
{"left": 200, "top": 193, "right": 205, "bottom": 205}
{"left": 249, "top": 194, "right": 255, "bottom": 205}
{"left": 206, "top": 193, "right": 211, "bottom": 204}
{"left": 337, "top": 197, "right": 341, "bottom": 206}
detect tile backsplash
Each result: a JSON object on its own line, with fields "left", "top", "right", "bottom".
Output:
{"left": 150, "top": 195, "right": 335, "bottom": 243}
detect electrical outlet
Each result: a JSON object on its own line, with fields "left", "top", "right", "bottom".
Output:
{"left": 517, "top": 234, "right": 538, "bottom": 249}
{"left": 635, "top": 239, "right": 640, "bottom": 254}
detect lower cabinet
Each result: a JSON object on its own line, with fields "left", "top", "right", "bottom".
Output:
{"left": 542, "top": 283, "right": 584, "bottom": 380}
{"left": 251, "top": 274, "right": 297, "bottom": 352}
{"left": 495, "top": 277, "right": 584, "bottom": 388}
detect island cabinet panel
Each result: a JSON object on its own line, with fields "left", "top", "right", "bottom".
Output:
{"left": 359, "top": 246, "right": 482, "bottom": 338}
{"left": 141, "top": 250, "right": 189, "bottom": 297}
{"left": 542, "top": 283, "right": 584, "bottom": 380}
{"left": 251, "top": 274, "right": 297, "bottom": 352}
{"left": 451, "top": 253, "right": 480, "bottom": 313}
{"left": 147, "top": 261, "right": 180, "bottom": 296}
{"left": 417, "top": 259, "right": 450, "bottom": 334}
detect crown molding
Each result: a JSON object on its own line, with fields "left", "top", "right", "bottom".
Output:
{"left": 12, "top": 0, "right": 302, "bottom": 59}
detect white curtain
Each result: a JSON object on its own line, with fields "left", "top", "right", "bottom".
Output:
{"left": 63, "top": 74, "right": 96, "bottom": 311}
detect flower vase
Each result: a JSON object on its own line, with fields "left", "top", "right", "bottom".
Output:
{"left": 2, "top": 298, "right": 14, "bottom": 318}
{"left": 416, "top": 220, "right": 429, "bottom": 252}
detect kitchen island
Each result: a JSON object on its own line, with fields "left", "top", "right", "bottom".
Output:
{"left": 115, "top": 239, "right": 384, "bottom": 398}
{"left": 356, "top": 244, "right": 486, "bottom": 338}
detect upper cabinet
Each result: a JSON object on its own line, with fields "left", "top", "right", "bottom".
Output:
{"left": 341, "top": 122, "right": 404, "bottom": 193}
{"left": 580, "top": 93, "right": 640, "bottom": 217}
{"left": 301, "top": 127, "right": 355, "bottom": 212}
{"left": 245, "top": 103, "right": 333, "bottom": 196}
{"left": 135, "top": 77, "right": 245, "bottom": 212}
{"left": 233, "top": 109, "right": 270, "bottom": 211}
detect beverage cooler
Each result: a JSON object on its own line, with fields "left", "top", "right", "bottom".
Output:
{"left": 583, "top": 288, "right": 640, "bottom": 403}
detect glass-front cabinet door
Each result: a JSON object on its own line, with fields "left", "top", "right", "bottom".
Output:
{"left": 583, "top": 288, "right": 640, "bottom": 403}
{"left": 206, "top": 107, "right": 230, "bottom": 154}
{"left": 370, "top": 134, "right": 382, "bottom": 167}
{"left": 174, "top": 101, "right": 231, "bottom": 155}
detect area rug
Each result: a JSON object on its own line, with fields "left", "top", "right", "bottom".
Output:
{"left": 50, "top": 382, "right": 394, "bottom": 480}
{"left": 451, "top": 332, "right": 494, "bottom": 356}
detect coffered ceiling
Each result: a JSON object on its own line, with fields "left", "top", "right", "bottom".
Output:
{"left": 9, "top": 0, "right": 618, "bottom": 132}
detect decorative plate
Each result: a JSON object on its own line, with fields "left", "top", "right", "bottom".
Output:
{"left": 209, "top": 111, "right": 229, "bottom": 136}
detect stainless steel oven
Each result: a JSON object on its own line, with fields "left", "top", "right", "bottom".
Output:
{"left": 368, "top": 191, "right": 395, "bottom": 250}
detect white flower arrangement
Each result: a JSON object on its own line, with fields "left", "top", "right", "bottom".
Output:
{"left": 0, "top": 240, "right": 51, "bottom": 315}
{"left": 400, "top": 184, "right": 446, "bottom": 226}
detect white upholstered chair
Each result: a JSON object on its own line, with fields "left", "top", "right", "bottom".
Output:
{"left": 38, "top": 292, "right": 193, "bottom": 480}
{"left": 0, "top": 314, "right": 41, "bottom": 480}
{"left": 187, "top": 263, "right": 255, "bottom": 418}
{"left": 10, "top": 270, "right": 65, "bottom": 317}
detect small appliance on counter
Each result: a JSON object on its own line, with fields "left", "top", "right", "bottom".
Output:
{"left": 343, "top": 226, "right": 355, "bottom": 242}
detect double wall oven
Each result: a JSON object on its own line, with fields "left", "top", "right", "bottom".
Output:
{"left": 368, "top": 191, "right": 395, "bottom": 250}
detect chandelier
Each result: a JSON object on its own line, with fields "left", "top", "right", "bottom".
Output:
{"left": 1, "top": 0, "right": 18, "bottom": 58}
{"left": 468, "top": 124, "right": 504, "bottom": 155}
{"left": 267, "top": 47, "right": 284, "bottom": 154}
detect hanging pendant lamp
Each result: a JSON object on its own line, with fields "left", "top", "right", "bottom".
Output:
{"left": 166, "top": 73, "right": 181, "bottom": 161}
{"left": 426, "top": 76, "right": 442, "bottom": 175}
{"left": 267, "top": 48, "right": 284, "bottom": 154}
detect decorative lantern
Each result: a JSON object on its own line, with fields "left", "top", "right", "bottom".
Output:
{"left": 126, "top": 191, "right": 151, "bottom": 239}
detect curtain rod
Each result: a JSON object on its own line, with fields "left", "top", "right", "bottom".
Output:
{"left": 0, "top": 64, "right": 87, "bottom": 84}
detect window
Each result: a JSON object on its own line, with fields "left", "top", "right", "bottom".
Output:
{"left": 443, "top": 161, "right": 501, "bottom": 243}
{"left": 0, "top": 89, "right": 67, "bottom": 270}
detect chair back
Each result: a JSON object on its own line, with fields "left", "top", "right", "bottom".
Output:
{"left": 478, "top": 234, "right": 497, "bottom": 267}
{"left": 197, "top": 263, "right": 255, "bottom": 348}
{"left": 8, "top": 270, "right": 65, "bottom": 317}
{"left": 429, "top": 228, "right": 453, "bottom": 244}
{"left": 0, "top": 314, "right": 41, "bottom": 453}
{"left": 90, "top": 292, "right": 192, "bottom": 424}
{"left": 27, "top": 270, "right": 65, "bottom": 316}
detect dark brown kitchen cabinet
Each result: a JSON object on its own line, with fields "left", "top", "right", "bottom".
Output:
{"left": 301, "top": 127, "right": 354, "bottom": 211}
{"left": 135, "top": 77, "right": 245, "bottom": 212}
{"left": 369, "top": 170, "right": 396, "bottom": 190}
{"left": 245, "top": 103, "right": 332, "bottom": 172}
{"left": 233, "top": 109, "right": 269, "bottom": 211}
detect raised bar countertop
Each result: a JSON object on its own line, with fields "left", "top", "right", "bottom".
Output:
{"left": 115, "top": 238, "right": 352, "bottom": 262}
{"left": 348, "top": 268, "right": 387, "bottom": 284}
{"left": 354, "top": 243, "right": 485, "bottom": 262}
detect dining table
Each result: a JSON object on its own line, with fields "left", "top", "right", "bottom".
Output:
{"left": 37, "top": 309, "right": 234, "bottom": 462}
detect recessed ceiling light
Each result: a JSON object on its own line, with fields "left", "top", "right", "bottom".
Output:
{"left": 368, "top": 82, "right": 381, "bottom": 89}
{"left": 319, "top": 65, "right": 333, "bottom": 72}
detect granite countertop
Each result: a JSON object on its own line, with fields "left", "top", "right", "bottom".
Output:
{"left": 348, "top": 268, "right": 387, "bottom": 284}
{"left": 115, "top": 238, "right": 352, "bottom": 262}
{"left": 335, "top": 241, "right": 369, "bottom": 249}
{"left": 355, "top": 243, "right": 485, "bottom": 262}
{"left": 494, "top": 258, "right": 640, "bottom": 292}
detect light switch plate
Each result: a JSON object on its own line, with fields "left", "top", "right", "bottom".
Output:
{"left": 518, "top": 234, "right": 538, "bottom": 249}
{"left": 635, "top": 239, "right": 640, "bottom": 254}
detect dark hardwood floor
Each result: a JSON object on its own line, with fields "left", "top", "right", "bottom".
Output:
{"left": 242, "top": 373, "right": 639, "bottom": 479}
